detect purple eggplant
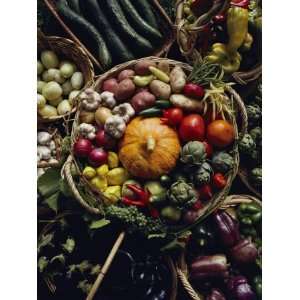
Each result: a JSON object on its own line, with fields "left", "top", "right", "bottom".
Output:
{"left": 227, "top": 276, "right": 256, "bottom": 300}
{"left": 230, "top": 239, "right": 258, "bottom": 265}
{"left": 213, "top": 211, "right": 240, "bottom": 248}
{"left": 206, "top": 288, "right": 226, "bottom": 300}
{"left": 190, "top": 254, "right": 229, "bottom": 281}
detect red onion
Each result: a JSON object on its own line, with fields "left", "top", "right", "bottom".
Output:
{"left": 230, "top": 239, "right": 258, "bottom": 265}
{"left": 73, "top": 138, "right": 93, "bottom": 158}
{"left": 206, "top": 288, "right": 226, "bottom": 300}
{"left": 183, "top": 210, "right": 199, "bottom": 224}
{"left": 88, "top": 148, "right": 108, "bottom": 167}
{"left": 183, "top": 83, "right": 205, "bottom": 99}
{"left": 227, "top": 276, "right": 256, "bottom": 300}
{"left": 95, "top": 130, "right": 116, "bottom": 150}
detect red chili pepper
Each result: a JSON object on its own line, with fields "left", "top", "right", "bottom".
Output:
{"left": 192, "top": 200, "right": 203, "bottom": 211}
{"left": 231, "top": 0, "right": 250, "bottom": 9}
{"left": 161, "top": 108, "right": 183, "bottom": 126}
{"left": 121, "top": 184, "right": 150, "bottom": 207}
{"left": 213, "top": 173, "right": 227, "bottom": 189}
{"left": 198, "top": 184, "right": 213, "bottom": 201}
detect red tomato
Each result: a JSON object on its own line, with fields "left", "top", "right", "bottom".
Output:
{"left": 203, "top": 141, "right": 213, "bottom": 158}
{"left": 179, "top": 114, "right": 206, "bottom": 142}
{"left": 162, "top": 108, "right": 183, "bottom": 126}
{"left": 206, "top": 120, "right": 235, "bottom": 148}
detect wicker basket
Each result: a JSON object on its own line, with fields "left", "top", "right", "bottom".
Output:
{"left": 175, "top": 0, "right": 262, "bottom": 85}
{"left": 43, "top": 0, "right": 175, "bottom": 71}
{"left": 176, "top": 194, "right": 261, "bottom": 300}
{"left": 63, "top": 57, "right": 247, "bottom": 233}
{"left": 37, "top": 31, "right": 94, "bottom": 123}
{"left": 37, "top": 125, "right": 62, "bottom": 169}
{"left": 238, "top": 167, "right": 262, "bottom": 198}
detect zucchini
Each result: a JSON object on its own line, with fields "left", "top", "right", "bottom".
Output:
{"left": 155, "top": 100, "right": 172, "bottom": 108}
{"left": 101, "top": 0, "right": 153, "bottom": 56}
{"left": 67, "top": 0, "right": 81, "bottom": 14}
{"left": 119, "top": 0, "right": 162, "bottom": 44}
{"left": 56, "top": 0, "right": 112, "bottom": 70}
{"left": 138, "top": 107, "right": 162, "bottom": 117}
{"left": 134, "top": 0, "right": 159, "bottom": 29}
{"left": 81, "top": 0, "right": 134, "bottom": 64}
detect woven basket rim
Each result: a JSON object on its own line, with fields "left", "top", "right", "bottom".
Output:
{"left": 66, "top": 57, "right": 246, "bottom": 235}
{"left": 238, "top": 166, "right": 262, "bottom": 198}
{"left": 37, "top": 31, "right": 95, "bottom": 123}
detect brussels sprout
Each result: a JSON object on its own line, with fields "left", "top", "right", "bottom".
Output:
{"left": 181, "top": 141, "right": 207, "bottom": 165}
{"left": 192, "top": 162, "right": 213, "bottom": 186}
{"left": 212, "top": 152, "right": 234, "bottom": 174}
{"left": 250, "top": 167, "right": 262, "bottom": 188}
{"left": 239, "top": 133, "right": 256, "bottom": 155}
{"left": 246, "top": 104, "right": 261, "bottom": 126}
{"left": 250, "top": 127, "right": 262, "bottom": 147}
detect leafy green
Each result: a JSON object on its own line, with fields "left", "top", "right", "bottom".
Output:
{"left": 45, "top": 192, "right": 59, "bottom": 213}
{"left": 38, "top": 256, "right": 49, "bottom": 273}
{"left": 38, "top": 233, "right": 55, "bottom": 254}
{"left": 38, "top": 168, "right": 61, "bottom": 198}
{"left": 89, "top": 219, "right": 111, "bottom": 230}
{"left": 50, "top": 254, "right": 66, "bottom": 266}
{"left": 62, "top": 237, "right": 75, "bottom": 254}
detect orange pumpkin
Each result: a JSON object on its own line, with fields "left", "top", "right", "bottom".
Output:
{"left": 119, "top": 117, "right": 181, "bottom": 179}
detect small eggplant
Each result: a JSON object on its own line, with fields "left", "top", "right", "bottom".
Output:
{"left": 206, "top": 288, "right": 226, "bottom": 300}
{"left": 213, "top": 211, "right": 240, "bottom": 248}
{"left": 227, "top": 276, "right": 256, "bottom": 300}
{"left": 190, "top": 254, "right": 229, "bottom": 281}
{"left": 230, "top": 239, "right": 258, "bottom": 265}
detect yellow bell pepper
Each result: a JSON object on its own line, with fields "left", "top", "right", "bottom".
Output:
{"left": 82, "top": 166, "right": 96, "bottom": 180}
{"left": 108, "top": 152, "right": 119, "bottom": 169}
{"left": 103, "top": 186, "right": 121, "bottom": 205}
{"left": 90, "top": 176, "right": 108, "bottom": 193}
{"left": 96, "top": 164, "right": 109, "bottom": 177}
{"left": 241, "top": 33, "right": 253, "bottom": 51}
{"left": 107, "top": 168, "right": 129, "bottom": 186}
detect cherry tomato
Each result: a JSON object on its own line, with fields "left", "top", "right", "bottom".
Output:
{"left": 213, "top": 173, "right": 227, "bottom": 189}
{"left": 206, "top": 120, "right": 235, "bottom": 148}
{"left": 161, "top": 108, "right": 183, "bottom": 126}
{"left": 179, "top": 114, "right": 206, "bottom": 142}
{"left": 198, "top": 184, "right": 213, "bottom": 201}
{"left": 203, "top": 141, "right": 213, "bottom": 158}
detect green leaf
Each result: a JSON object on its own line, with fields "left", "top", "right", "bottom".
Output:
{"left": 90, "top": 264, "right": 101, "bottom": 276}
{"left": 38, "top": 233, "right": 55, "bottom": 254}
{"left": 38, "top": 168, "right": 61, "bottom": 198}
{"left": 89, "top": 218, "right": 110, "bottom": 230}
{"left": 38, "top": 256, "right": 49, "bottom": 273}
{"left": 45, "top": 192, "right": 60, "bottom": 213}
{"left": 77, "top": 280, "right": 92, "bottom": 295}
{"left": 59, "top": 178, "right": 73, "bottom": 197}
{"left": 50, "top": 254, "right": 66, "bottom": 266}
{"left": 77, "top": 260, "right": 92, "bottom": 273}
{"left": 62, "top": 237, "right": 75, "bottom": 254}
{"left": 160, "top": 231, "right": 192, "bottom": 252}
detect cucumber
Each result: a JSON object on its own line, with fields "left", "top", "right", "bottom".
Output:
{"left": 155, "top": 100, "right": 172, "bottom": 109}
{"left": 119, "top": 0, "right": 162, "bottom": 44}
{"left": 101, "top": 0, "right": 153, "bottom": 56}
{"left": 81, "top": 0, "right": 134, "bottom": 64}
{"left": 134, "top": 0, "right": 159, "bottom": 28}
{"left": 67, "top": 0, "right": 81, "bottom": 14}
{"left": 56, "top": 0, "right": 112, "bottom": 70}
{"left": 138, "top": 107, "right": 162, "bottom": 117}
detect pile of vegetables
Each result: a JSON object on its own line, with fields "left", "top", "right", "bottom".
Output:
{"left": 37, "top": 49, "right": 84, "bottom": 118}
{"left": 179, "top": 0, "right": 262, "bottom": 75}
{"left": 238, "top": 82, "right": 262, "bottom": 192}
{"left": 72, "top": 59, "right": 238, "bottom": 234}
{"left": 183, "top": 199, "right": 262, "bottom": 299}
{"left": 55, "top": 0, "right": 166, "bottom": 70}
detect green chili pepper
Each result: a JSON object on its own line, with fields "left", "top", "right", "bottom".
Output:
{"left": 241, "top": 216, "right": 253, "bottom": 226}
{"left": 138, "top": 107, "right": 162, "bottom": 117}
{"left": 155, "top": 100, "right": 172, "bottom": 109}
{"left": 239, "top": 203, "right": 261, "bottom": 214}
{"left": 149, "top": 192, "right": 167, "bottom": 205}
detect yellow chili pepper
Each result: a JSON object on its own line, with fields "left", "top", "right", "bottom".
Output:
{"left": 90, "top": 176, "right": 108, "bottom": 193}
{"left": 108, "top": 152, "right": 119, "bottom": 169}
{"left": 96, "top": 164, "right": 109, "bottom": 177}
{"left": 149, "top": 66, "right": 170, "bottom": 83}
{"left": 107, "top": 168, "right": 129, "bottom": 186}
{"left": 133, "top": 75, "right": 154, "bottom": 87}
{"left": 82, "top": 166, "right": 96, "bottom": 180}
{"left": 103, "top": 186, "right": 121, "bottom": 205}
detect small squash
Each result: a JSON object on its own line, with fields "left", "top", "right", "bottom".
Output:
{"left": 119, "top": 117, "right": 181, "bottom": 179}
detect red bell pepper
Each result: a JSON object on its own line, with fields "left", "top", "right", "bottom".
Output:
{"left": 213, "top": 173, "right": 227, "bottom": 189}
{"left": 231, "top": 0, "right": 250, "bottom": 9}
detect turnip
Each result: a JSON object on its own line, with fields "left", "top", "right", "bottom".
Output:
{"left": 42, "top": 81, "right": 63, "bottom": 101}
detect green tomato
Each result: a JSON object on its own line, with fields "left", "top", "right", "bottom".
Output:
{"left": 37, "top": 60, "right": 44, "bottom": 75}
{"left": 41, "top": 50, "right": 59, "bottom": 69}
{"left": 37, "top": 94, "right": 46, "bottom": 109}
{"left": 144, "top": 181, "right": 166, "bottom": 196}
{"left": 42, "top": 81, "right": 63, "bottom": 101}
{"left": 38, "top": 104, "right": 58, "bottom": 117}
{"left": 57, "top": 100, "right": 72, "bottom": 115}
{"left": 60, "top": 61, "right": 76, "bottom": 79}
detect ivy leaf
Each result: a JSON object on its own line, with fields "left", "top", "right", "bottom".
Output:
{"left": 90, "top": 264, "right": 101, "bottom": 276}
{"left": 89, "top": 219, "right": 110, "bottom": 230}
{"left": 59, "top": 178, "right": 73, "bottom": 197}
{"left": 38, "top": 233, "right": 55, "bottom": 254}
{"left": 77, "top": 280, "right": 92, "bottom": 295}
{"left": 62, "top": 237, "right": 75, "bottom": 254}
{"left": 38, "top": 168, "right": 61, "bottom": 198}
{"left": 77, "top": 260, "right": 92, "bottom": 273}
{"left": 38, "top": 256, "right": 49, "bottom": 273}
{"left": 50, "top": 254, "right": 66, "bottom": 266}
{"left": 45, "top": 192, "right": 59, "bottom": 213}
{"left": 147, "top": 232, "right": 167, "bottom": 239}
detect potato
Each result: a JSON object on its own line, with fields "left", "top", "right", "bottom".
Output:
{"left": 115, "top": 78, "right": 136, "bottom": 101}
{"left": 62, "top": 80, "right": 73, "bottom": 96}
{"left": 158, "top": 61, "right": 170, "bottom": 75}
{"left": 38, "top": 104, "right": 58, "bottom": 117}
{"left": 170, "top": 66, "right": 187, "bottom": 93}
{"left": 42, "top": 81, "right": 63, "bottom": 101}
{"left": 71, "top": 72, "right": 84, "bottom": 90}
{"left": 102, "top": 78, "right": 119, "bottom": 94}
{"left": 79, "top": 110, "right": 95, "bottom": 124}
{"left": 37, "top": 60, "right": 44, "bottom": 75}
{"left": 60, "top": 61, "right": 76, "bottom": 78}
{"left": 134, "top": 60, "right": 156, "bottom": 75}
{"left": 117, "top": 69, "right": 135, "bottom": 82}
{"left": 37, "top": 81, "right": 46, "bottom": 93}
{"left": 41, "top": 50, "right": 59, "bottom": 69}
{"left": 149, "top": 80, "right": 171, "bottom": 99}
{"left": 57, "top": 100, "right": 72, "bottom": 115}
{"left": 95, "top": 107, "right": 112, "bottom": 125}
{"left": 131, "top": 91, "right": 155, "bottom": 113}
{"left": 170, "top": 94, "right": 203, "bottom": 112}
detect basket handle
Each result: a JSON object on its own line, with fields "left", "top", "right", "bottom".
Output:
{"left": 63, "top": 155, "right": 100, "bottom": 215}
{"left": 232, "top": 65, "right": 262, "bottom": 85}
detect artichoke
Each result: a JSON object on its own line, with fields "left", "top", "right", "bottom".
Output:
{"left": 250, "top": 167, "right": 262, "bottom": 188}
{"left": 238, "top": 133, "right": 256, "bottom": 155}
{"left": 250, "top": 149, "right": 262, "bottom": 164}
{"left": 168, "top": 181, "right": 198, "bottom": 210}
{"left": 212, "top": 152, "right": 234, "bottom": 174}
{"left": 192, "top": 162, "right": 213, "bottom": 186}
{"left": 250, "top": 127, "right": 262, "bottom": 147}
{"left": 246, "top": 104, "right": 261, "bottom": 126}
{"left": 181, "top": 141, "right": 207, "bottom": 165}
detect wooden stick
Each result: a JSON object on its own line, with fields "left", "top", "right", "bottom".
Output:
{"left": 86, "top": 231, "right": 126, "bottom": 300}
